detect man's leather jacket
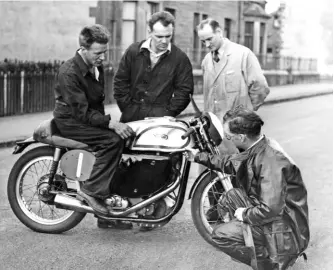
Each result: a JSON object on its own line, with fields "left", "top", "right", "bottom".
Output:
{"left": 195, "top": 136, "right": 309, "bottom": 263}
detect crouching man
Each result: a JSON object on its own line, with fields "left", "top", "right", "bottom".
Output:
{"left": 193, "top": 107, "right": 309, "bottom": 270}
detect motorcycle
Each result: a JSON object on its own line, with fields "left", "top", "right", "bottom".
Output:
{"left": 7, "top": 101, "right": 233, "bottom": 247}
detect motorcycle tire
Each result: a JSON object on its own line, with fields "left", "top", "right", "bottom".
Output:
{"left": 191, "top": 172, "right": 225, "bottom": 247}
{"left": 7, "top": 146, "right": 86, "bottom": 234}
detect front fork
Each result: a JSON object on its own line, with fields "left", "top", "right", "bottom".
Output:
{"left": 216, "top": 171, "right": 233, "bottom": 192}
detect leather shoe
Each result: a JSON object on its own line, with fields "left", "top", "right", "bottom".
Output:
{"left": 97, "top": 218, "right": 133, "bottom": 230}
{"left": 77, "top": 190, "right": 109, "bottom": 216}
{"left": 139, "top": 225, "right": 155, "bottom": 232}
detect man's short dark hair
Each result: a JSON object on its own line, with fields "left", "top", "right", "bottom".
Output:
{"left": 148, "top": 11, "right": 175, "bottom": 31}
{"left": 223, "top": 106, "right": 264, "bottom": 138}
{"left": 79, "top": 24, "right": 110, "bottom": 49}
{"left": 197, "top": 18, "right": 221, "bottom": 32}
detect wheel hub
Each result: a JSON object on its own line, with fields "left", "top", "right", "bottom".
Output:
{"left": 37, "top": 174, "right": 67, "bottom": 203}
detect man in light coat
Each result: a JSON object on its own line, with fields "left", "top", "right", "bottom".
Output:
{"left": 197, "top": 18, "right": 270, "bottom": 154}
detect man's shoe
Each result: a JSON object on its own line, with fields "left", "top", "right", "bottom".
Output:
{"left": 139, "top": 225, "right": 155, "bottom": 232}
{"left": 77, "top": 190, "right": 109, "bottom": 216}
{"left": 97, "top": 218, "right": 133, "bottom": 230}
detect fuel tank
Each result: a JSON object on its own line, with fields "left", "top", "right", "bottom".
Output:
{"left": 127, "top": 116, "right": 193, "bottom": 152}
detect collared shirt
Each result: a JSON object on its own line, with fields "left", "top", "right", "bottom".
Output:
{"left": 212, "top": 38, "right": 226, "bottom": 63}
{"left": 246, "top": 134, "right": 265, "bottom": 151}
{"left": 53, "top": 51, "right": 110, "bottom": 128}
{"left": 78, "top": 49, "right": 100, "bottom": 81}
{"left": 140, "top": 38, "right": 171, "bottom": 68}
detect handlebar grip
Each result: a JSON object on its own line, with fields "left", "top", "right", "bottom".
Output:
{"left": 181, "top": 128, "right": 195, "bottom": 140}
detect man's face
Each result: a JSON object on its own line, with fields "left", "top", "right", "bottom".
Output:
{"left": 197, "top": 24, "right": 223, "bottom": 52}
{"left": 81, "top": 42, "right": 108, "bottom": 67}
{"left": 149, "top": 21, "right": 173, "bottom": 53}
{"left": 223, "top": 122, "right": 245, "bottom": 149}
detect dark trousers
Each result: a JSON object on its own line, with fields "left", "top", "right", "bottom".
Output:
{"left": 54, "top": 118, "right": 124, "bottom": 199}
{"left": 213, "top": 188, "right": 276, "bottom": 270}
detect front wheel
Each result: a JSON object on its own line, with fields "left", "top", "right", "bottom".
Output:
{"left": 7, "top": 146, "right": 86, "bottom": 234}
{"left": 191, "top": 171, "right": 226, "bottom": 247}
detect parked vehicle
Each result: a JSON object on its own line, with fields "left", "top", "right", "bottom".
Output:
{"left": 7, "top": 102, "right": 232, "bottom": 246}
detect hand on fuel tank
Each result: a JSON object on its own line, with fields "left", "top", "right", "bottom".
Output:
{"left": 108, "top": 120, "right": 135, "bottom": 139}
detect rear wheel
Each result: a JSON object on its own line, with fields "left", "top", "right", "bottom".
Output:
{"left": 191, "top": 172, "right": 226, "bottom": 247}
{"left": 7, "top": 146, "right": 86, "bottom": 234}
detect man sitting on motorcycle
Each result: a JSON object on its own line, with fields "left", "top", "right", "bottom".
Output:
{"left": 53, "top": 24, "right": 135, "bottom": 228}
{"left": 192, "top": 107, "right": 309, "bottom": 270}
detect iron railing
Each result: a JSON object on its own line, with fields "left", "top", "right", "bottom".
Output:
{"left": 107, "top": 47, "right": 318, "bottom": 72}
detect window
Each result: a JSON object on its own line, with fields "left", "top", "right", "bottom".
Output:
{"left": 107, "top": 20, "right": 118, "bottom": 62}
{"left": 193, "top": 13, "right": 200, "bottom": 50}
{"left": 148, "top": 1, "right": 159, "bottom": 15}
{"left": 164, "top": 7, "right": 176, "bottom": 43}
{"left": 224, "top": 18, "right": 232, "bottom": 39}
{"left": 200, "top": 14, "right": 209, "bottom": 59}
{"left": 244, "top": 21, "right": 254, "bottom": 51}
{"left": 193, "top": 13, "right": 200, "bottom": 62}
{"left": 122, "top": 2, "right": 136, "bottom": 51}
{"left": 164, "top": 7, "right": 176, "bottom": 18}
{"left": 259, "top": 23, "right": 266, "bottom": 54}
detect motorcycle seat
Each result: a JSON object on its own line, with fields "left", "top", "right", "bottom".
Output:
{"left": 33, "top": 119, "right": 93, "bottom": 151}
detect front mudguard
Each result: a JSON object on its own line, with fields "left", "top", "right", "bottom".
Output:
{"left": 12, "top": 137, "right": 36, "bottom": 154}
{"left": 188, "top": 169, "right": 219, "bottom": 199}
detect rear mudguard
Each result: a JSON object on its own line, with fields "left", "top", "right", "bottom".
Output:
{"left": 12, "top": 137, "right": 36, "bottom": 154}
{"left": 188, "top": 169, "right": 218, "bottom": 199}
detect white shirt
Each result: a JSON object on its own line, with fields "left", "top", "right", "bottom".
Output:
{"left": 212, "top": 38, "right": 227, "bottom": 63}
{"left": 78, "top": 49, "right": 99, "bottom": 81}
{"left": 140, "top": 38, "right": 171, "bottom": 68}
{"left": 247, "top": 134, "right": 265, "bottom": 151}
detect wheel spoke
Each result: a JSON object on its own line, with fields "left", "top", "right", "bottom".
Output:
{"left": 26, "top": 191, "right": 38, "bottom": 208}
{"left": 199, "top": 176, "right": 228, "bottom": 233}
{"left": 16, "top": 154, "right": 74, "bottom": 225}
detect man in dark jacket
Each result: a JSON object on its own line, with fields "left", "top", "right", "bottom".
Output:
{"left": 113, "top": 11, "right": 194, "bottom": 123}
{"left": 104, "top": 11, "right": 194, "bottom": 230}
{"left": 193, "top": 107, "right": 309, "bottom": 270}
{"left": 53, "top": 24, "right": 134, "bottom": 227}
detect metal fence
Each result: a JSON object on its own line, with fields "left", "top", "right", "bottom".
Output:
{"left": 0, "top": 71, "right": 56, "bottom": 117}
{"left": 256, "top": 55, "right": 318, "bottom": 71}
{"left": 0, "top": 48, "right": 318, "bottom": 117}
{"left": 0, "top": 69, "right": 114, "bottom": 117}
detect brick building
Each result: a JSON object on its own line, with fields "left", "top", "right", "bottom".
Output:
{"left": 266, "top": 2, "right": 285, "bottom": 57}
{"left": 91, "top": 0, "right": 271, "bottom": 68}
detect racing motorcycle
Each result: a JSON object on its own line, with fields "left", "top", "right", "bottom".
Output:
{"left": 7, "top": 100, "right": 232, "bottom": 247}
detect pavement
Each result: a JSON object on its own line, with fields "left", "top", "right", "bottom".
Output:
{"left": 0, "top": 82, "right": 332, "bottom": 148}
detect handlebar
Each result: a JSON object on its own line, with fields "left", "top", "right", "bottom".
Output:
{"left": 181, "top": 128, "right": 195, "bottom": 140}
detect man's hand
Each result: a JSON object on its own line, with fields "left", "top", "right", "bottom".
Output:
{"left": 234, "top": 208, "right": 246, "bottom": 221}
{"left": 108, "top": 120, "right": 135, "bottom": 139}
{"left": 186, "top": 148, "right": 200, "bottom": 161}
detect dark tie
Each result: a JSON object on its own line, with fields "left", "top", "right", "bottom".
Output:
{"left": 213, "top": 50, "right": 220, "bottom": 62}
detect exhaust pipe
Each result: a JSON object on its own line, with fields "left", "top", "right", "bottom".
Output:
{"left": 54, "top": 194, "right": 94, "bottom": 214}
{"left": 54, "top": 156, "right": 187, "bottom": 217}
